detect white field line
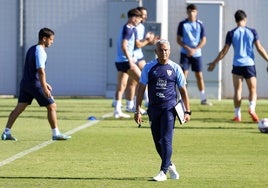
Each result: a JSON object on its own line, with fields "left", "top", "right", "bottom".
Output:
{"left": 0, "top": 113, "right": 113, "bottom": 167}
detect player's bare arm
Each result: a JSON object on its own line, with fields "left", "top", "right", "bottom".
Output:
{"left": 37, "top": 68, "right": 51, "bottom": 98}
{"left": 135, "top": 32, "right": 155, "bottom": 48}
{"left": 207, "top": 44, "right": 230, "bottom": 71}
{"left": 176, "top": 35, "right": 195, "bottom": 57}
{"left": 179, "top": 86, "right": 191, "bottom": 122}
{"left": 134, "top": 83, "right": 146, "bottom": 125}
{"left": 121, "top": 39, "right": 134, "bottom": 64}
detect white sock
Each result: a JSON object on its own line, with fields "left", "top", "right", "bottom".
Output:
{"left": 249, "top": 101, "right": 256, "bottom": 112}
{"left": 200, "top": 90, "right": 206, "bottom": 101}
{"left": 52, "top": 128, "right": 60, "bottom": 136}
{"left": 126, "top": 100, "right": 134, "bottom": 110}
{"left": 115, "top": 100, "right": 122, "bottom": 113}
{"left": 234, "top": 107, "right": 241, "bottom": 118}
{"left": 4, "top": 128, "right": 11, "bottom": 134}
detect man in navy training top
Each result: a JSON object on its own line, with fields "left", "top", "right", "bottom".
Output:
{"left": 134, "top": 39, "right": 191, "bottom": 181}
{"left": 1, "top": 28, "right": 71, "bottom": 141}
{"left": 208, "top": 10, "right": 268, "bottom": 122}
{"left": 177, "top": 3, "right": 212, "bottom": 106}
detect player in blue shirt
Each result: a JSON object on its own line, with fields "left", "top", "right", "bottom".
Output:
{"left": 134, "top": 39, "right": 191, "bottom": 181}
{"left": 1, "top": 28, "right": 71, "bottom": 141}
{"left": 208, "top": 10, "right": 268, "bottom": 122}
{"left": 125, "top": 6, "right": 155, "bottom": 113}
{"left": 113, "top": 8, "right": 143, "bottom": 118}
{"left": 177, "top": 4, "right": 212, "bottom": 106}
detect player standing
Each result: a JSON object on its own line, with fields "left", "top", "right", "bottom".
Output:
{"left": 1, "top": 28, "right": 71, "bottom": 141}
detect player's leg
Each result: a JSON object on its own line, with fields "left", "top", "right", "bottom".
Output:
{"left": 5, "top": 103, "right": 28, "bottom": 129}
{"left": 195, "top": 71, "right": 205, "bottom": 92}
{"left": 114, "top": 63, "right": 131, "bottom": 118}
{"left": 2, "top": 86, "right": 31, "bottom": 141}
{"left": 125, "top": 77, "right": 137, "bottom": 112}
{"left": 192, "top": 56, "right": 212, "bottom": 105}
{"left": 46, "top": 102, "right": 58, "bottom": 129}
{"left": 45, "top": 102, "right": 70, "bottom": 140}
{"left": 127, "top": 62, "right": 141, "bottom": 82}
{"left": 246, "top": 76, "right": 259, "bottom": 122}
{"left": 180, "top": 53, "right": 190, "bottom": 78}
{"left": 1, "top": 102, "right": 28, "bottom": 141}
{"left": 232, "top": 74, "right": 243, "bottom": 121}
{"left": 148, "top": 108, "right": 167, "bottom": 181}
{"left": 159, "top": 108, "right": 175, "bottom": 174}
{"left": 33, "top": 85, "right": 71, "bottom": 140}
{"left": 114, "top": 71, "right": 130, "bottom": 118}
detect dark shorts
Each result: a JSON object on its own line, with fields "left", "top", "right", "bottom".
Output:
{"left": 232, "top": 65, "right": 256, "bottom": 79}
{"left": 115, "top": 62, "right": 130, "bottom": 73}
{"left": 180, "top": 53, "right": 202, "bottom": 72}
{"left": 18, "top": 82, "right": 54, "bottom": 106}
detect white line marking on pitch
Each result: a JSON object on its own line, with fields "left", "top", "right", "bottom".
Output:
{"left": 0, "top": 113, "right": 113, "bottom": 167}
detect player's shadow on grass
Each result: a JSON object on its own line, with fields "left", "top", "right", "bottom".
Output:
{"left": 0, "top": 176, "right": 150, "bottom": 181}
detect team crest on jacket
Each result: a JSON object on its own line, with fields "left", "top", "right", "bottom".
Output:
{"left": 167, "top": 70, "right": 172, "bottom": 76}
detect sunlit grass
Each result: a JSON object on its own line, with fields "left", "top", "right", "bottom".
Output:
{"left": 0, "top": 98, "right": 268, "bottom": 187}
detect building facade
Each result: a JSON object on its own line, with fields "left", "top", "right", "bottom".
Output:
{"left": 0, "top": 0, "right": 267, "bottom": 99}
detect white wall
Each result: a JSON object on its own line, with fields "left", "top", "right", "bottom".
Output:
{"left": 1, "top": 0, "right": 268, "bottom": 98}
{"left": 0, "top": 0, "right": 17, "bottom": 95}
{"left": 24, "top": 0, "right": 108, "bottom": 96}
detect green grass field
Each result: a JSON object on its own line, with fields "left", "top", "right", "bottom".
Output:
{"left": 0, "top": 98, "right": 268, "bottom": 188}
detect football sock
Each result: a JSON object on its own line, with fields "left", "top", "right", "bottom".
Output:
{"left": 249, "top": 101, "right": 256, "bottom": 112}
{"left": 52, "top": 127, "right": 60, "bottom": 136}
{"left": 126, "top": 100, "right": 134, "bottom": 110}
{"left": 4, "top": 128, "right": 11, "bottom": 134}
{"left": 200, "top": 90, "right": 206, "bottom": 101}
{"left": 234, "top": 107, "right": 241, "bottom": 118}
{"left": 115, "top": 100, "right": 122, "bottom": 113}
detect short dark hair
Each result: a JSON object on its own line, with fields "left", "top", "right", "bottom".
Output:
{"left": 127, "top": 8, "right": 142, "bottom": 18}
{"left": 187, "top": 4, "right": 197, "bottom": 11}
{"left": 136, "top": 6, "right": 147, "bottom": 12}
{"left": 38, "top": 28, "right": 54, "bottom": 41}
{"left": 234, "top": 10, "right": 247, "bottom": 23}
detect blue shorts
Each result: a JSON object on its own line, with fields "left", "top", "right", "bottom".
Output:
{"left": 232, "top": 65, "right": 256, "bottom": 79}
{"left": 180, "top": 53, "right": 202, "bottom": 72}
{"left": 18, "top": 82, "right": 54, "bottom": 106}
{"left": 115, "top": 62, "right": 130, "bottom": 73}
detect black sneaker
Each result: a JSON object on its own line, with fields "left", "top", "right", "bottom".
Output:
{"left": 1, "top": 132, "right": 17, "bottom": 141}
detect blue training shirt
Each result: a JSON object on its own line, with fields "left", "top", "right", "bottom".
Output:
{"left": 115, "top": 24, "right": 136, "bottom": 62}
{"left": 140, "top": 59, "right": 187, "bottom": 109}
{"left": 133, "top": 23, "right": 146, "bottom": 60}
{"left": 177, "top": 19, "right": 205, "bottom": 57}
{"left": 21, "top": 45, "right": 47, "bottom": 85}
{"left": 226, "top": 26, "right": 258, "bottom": 66}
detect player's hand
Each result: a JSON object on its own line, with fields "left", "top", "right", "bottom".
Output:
{"left": 47, "top": 83, "right": 52, "bottom": 91}
{"left": 43, "top": 88, "right": 51, "bottom": 98}
{"left": 186, "top": 48, "right": 196, "bottom": 57}
{"left": 145, "top": 32, "right": 155, "bottom": 44}
{"left": 152, "top": 35, "right": 160, "bottom": 45}
{"left": 207, "top": 62, "right": 216, "bottom": 71}
{"left": 134, "top": 113, "right": 142, "bottom": 126}
{"left": 184, "top": 114, "right": 191, "bottom": 122}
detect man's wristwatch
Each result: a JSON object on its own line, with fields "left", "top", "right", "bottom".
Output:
{"left": 185, "top": 111, "right": 192, "bottom": 115}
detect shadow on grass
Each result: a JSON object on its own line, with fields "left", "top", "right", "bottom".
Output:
{"left": 175, "top": 126, "right": 255, "bottom": 130}
{"left": 0, "top": 176, "right": 151, "bottom": 181}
